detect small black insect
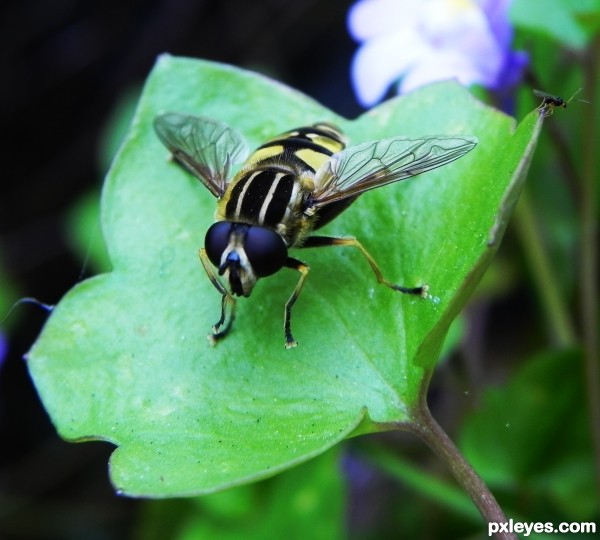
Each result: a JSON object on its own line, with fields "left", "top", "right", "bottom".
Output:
{"left": 534, "top": 88, "right": 584, "bottom": 117}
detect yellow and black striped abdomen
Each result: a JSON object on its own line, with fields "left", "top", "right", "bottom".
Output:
{"left": 247, "top": 123, "right": 346, "bottom": 172}
{"left": 215, "top": 123, "right": 347, "bottom": 244}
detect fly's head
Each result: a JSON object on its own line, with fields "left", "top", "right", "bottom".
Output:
{"left": 204, "top": 222, "right": 288, "bottom": 297}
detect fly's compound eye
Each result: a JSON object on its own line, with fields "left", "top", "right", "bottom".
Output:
{"left": 244, "top": 227, "right": 287, "bottom": 277}
{"left": 205, "top": 222, "right": 233, "bottom": 267}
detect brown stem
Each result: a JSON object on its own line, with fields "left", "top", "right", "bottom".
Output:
{"left": 580, "top": 34, "right": 600, "bottom": 500}
{"left": 405, "top": 395, "right": 517, "bottom": 540}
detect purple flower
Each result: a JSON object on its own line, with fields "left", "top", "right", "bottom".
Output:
{"left": 0, "top": 331, "right": 7, "bottom": 372}
{"left": 348, "top": 0, "right": 527, "bottom": 106}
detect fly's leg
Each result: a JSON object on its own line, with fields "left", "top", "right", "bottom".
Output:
{"left": 199, "top": 248, "right": 236, "bottom": 344}
{"left": 300, "top": 236, "right": 427, "bottom": 296}
{"left": 283, "top": 257, "right": 310, "bottom": 349}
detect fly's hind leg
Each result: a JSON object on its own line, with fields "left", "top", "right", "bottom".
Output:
{"left": 300, "top": 236, "right": 427, "bottom": 296}
{"left": 199, "top": 248, "right": 236, "bottom": 344}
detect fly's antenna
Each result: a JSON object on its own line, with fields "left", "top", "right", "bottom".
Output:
{"left": 562, "top": 88, "right": 591, "bottom": 107}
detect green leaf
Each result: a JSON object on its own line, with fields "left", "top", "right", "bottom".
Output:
{"left": 459, "top": 349, "right": 599, "bottom": 521}
{"left": 27, "top": 55, "right": 541, "bottom": 496}
{"left": 511, "top": 0, "right": 600, "bottom": 50}
{"left": 133, "top": 448, "right": 345, "bottom": 540}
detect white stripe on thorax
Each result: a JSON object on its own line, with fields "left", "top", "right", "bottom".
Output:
{"left": 258, "top": 172, "right": 285, "bottom": 225}
{"left": 234, "top": 170, "right": 260, "bottom": 219}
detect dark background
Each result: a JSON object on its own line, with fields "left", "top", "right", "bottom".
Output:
{"left": 0, "top": 1, "right": 363, "bottom": 538}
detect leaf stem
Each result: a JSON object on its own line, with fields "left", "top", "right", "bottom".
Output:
{"left": 407, "top": 397, "right": 517, "bottom": 540}
{"left": 580, "top": 34, "right": 600, "bottom": 499}
{"left": 513, "top": 189, "right": 577, "bottom": 346}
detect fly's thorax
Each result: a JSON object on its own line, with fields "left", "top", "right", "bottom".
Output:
{"left": 215, "top": 162, "right": 312, "bottom": 246}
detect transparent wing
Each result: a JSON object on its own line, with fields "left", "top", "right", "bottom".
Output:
{"left": 311, "top": 135, "right": 477, "bottom": 207}
{"left": 153, "top": 113, "right": 249, "bottom": 198}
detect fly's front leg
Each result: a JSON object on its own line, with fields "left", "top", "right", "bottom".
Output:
{"left": 300, "top": 236, "right": 427, "bottom": 296}
{"left": 283, "top": 257, "right": 310, "bottom": 349}
{"left": 199, "top": 248, "right": 236, "bottom": 344}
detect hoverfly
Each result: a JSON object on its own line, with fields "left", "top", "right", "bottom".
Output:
{"left": 533, "top": 88, "right": 584, "bottom": 117}
{"left": 154, "top": 113, "right": 477, "bottom": 348}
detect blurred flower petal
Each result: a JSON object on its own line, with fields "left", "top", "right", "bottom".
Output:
{"left": 480, "top": 0, "right": 512, "bottom": 47}
{"left": 497, "top": 49, "right": 528, "bottom": 89}
{"left": 348, "top": 0, "right": 419, "bottom": 40}
{"left": 400, "top": 50, "right": 488, "bottom": 93}
{"left": 348, "top": 0, "right": 527, "bottom": 106}
{"left": 0, "top": 332, "right": 7, "bottom": 372}
{"left": 351, "top": 28, "right": 428, "bottom": 105}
